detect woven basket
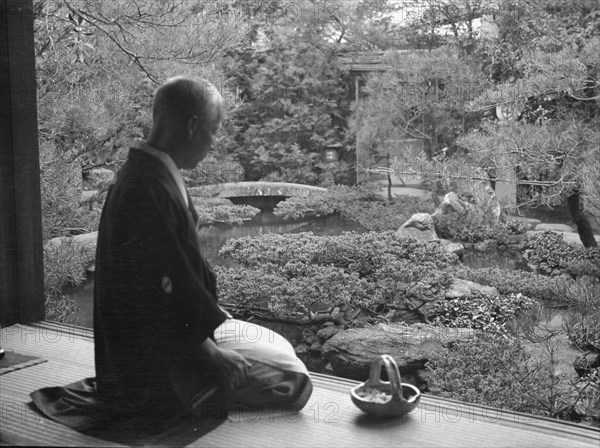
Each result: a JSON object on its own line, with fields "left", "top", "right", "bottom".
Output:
{"left": 350, "top": 354, "right": 421, "bottom": 417}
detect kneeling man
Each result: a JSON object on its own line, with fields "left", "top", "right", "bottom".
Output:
{"left": 33, "top": 76, "right": 311, "bottom": 430}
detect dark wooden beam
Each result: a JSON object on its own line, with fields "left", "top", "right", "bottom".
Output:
{"left": 0, "top": 0, "right": 44, "bottom": 325}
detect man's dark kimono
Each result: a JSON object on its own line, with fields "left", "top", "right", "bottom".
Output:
{"left": 93, "top": 148, "right": 227, "bottom": 421}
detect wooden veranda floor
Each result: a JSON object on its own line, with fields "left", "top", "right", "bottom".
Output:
{"left": 1, "top": 322, "right": 599, "bottom": 447}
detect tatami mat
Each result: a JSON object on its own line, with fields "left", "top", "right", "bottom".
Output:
{"left": 1, "top": 323, "right": 599, "bottom": 447}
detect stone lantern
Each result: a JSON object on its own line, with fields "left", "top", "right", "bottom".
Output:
{"left": 494, "top": 103, "right": 520, "bottom": 210}
{"left": 322, "top": 144, "right": 342, "bottom": 163}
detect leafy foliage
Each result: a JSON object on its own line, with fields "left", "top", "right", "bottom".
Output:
{"left": 457, "top": 120, "right": 598, "bottom": 211}
{"left": 371, "top": 257, "right": 453, "bottom": 307}
{"left": 191, "top": 198, "right": 260, "bottom": 226}
{"left": 351, "top": 45, "right": 489, "bottom": 167}
{"left": 40, "top": 141, "right": 101, "bottom": 239}
{"left": 565, "top": 248, "right": 600, "bottom": 278}
{"left": 449, "top": 265, "right": 570, "bottom": 302}
{"left": 426, "top": 333, "right": 598, "bottom": 420}
{"left": 35, "top": 0, "right": 247, "bottom": 175}
{"left": 274, "top": 185, "right": 435, "bottom": 230}
{"left": 45, "top": 292, "right": 80, "bottom": 325}
{"left": 453, "top": 1, "right": 600, "bottom": 247}
{"left": 432, "top": 210, "right": 527, "bottom": 243}
{"left": 400, "top": 0, "right": 499, "bottom": 55}
{"left": 523, "top": 231, "right": 579, "bottom": 275}
{"left": 43, "top": 237, "right": 96, "bottom": 325}
{"left": 219, "top": 231, "right": 459, "bottom": 276}
{"left": 433, "top": 212, "right": 492, "bottom": 242}
{"left": 43, "top": 239, "right": 92, "bottom": 296}
{"left": 433, "top": 292, "right": 537, "bottom": 335}
{"left": 216, "top": 263, "right": 376, "bottom": 315}
{"left": 561, "top": 276, "right": 600, "bottom": 351}
{"left": 427, "top": 334, "right": 534, "bottom": 409}
{"left": 216, "top": 230, "right": 459, "bottom": 317}
{"left": 219, "top": 33, "right": 352, "bottom": 183}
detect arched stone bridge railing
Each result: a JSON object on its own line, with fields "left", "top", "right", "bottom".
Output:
{"left": 189, "top": 181, "right": 328, "bottom": 199}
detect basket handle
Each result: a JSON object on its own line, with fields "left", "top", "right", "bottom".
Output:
{"left": 368, "top": 354, "right": 402, "bottom": 396}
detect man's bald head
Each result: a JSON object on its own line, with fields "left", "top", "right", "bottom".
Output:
{"left": 152, "top": 75, "right": 223, "bottom": 133}
{"left": 147, "top": 75, "right": 224, "bottom": 169}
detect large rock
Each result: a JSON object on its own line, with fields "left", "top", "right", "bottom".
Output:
{"left": 510, "top": 217, "right": 541, "bottom": 231}
{"left": 321, "top": 323, "right": 475, "bottom": 381}
{"left": 86, "top": 168, "right": 114, "bottom": 188}
{"left": 437, "top": 239, "right": 464, "bottom": 256}
{"left": 414, "top": 279, "right": 499, "bottom": 320}
{"left": 45, "top": 231, "right": 98, "bottom": 260}
{"left": 432, "top": 177, "right": 501, "bottom": 237}
{"left": 445, "top": 278, "right": 499, "bottom": 299}
{"left": 396, "top": 213, "right": 438, "bottom": 241}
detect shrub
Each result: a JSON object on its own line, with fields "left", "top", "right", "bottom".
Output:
{"left": 215, "top": 263, "right": 377, "bottom": 316}
{"left": 43, "top": 239, "right": 94, "bottom": 324}
{"left": 432, "top": 293, "right": 538, "bottom": 335}
{"left": 216, "top": 232, "right": 460, "bottom": 317}
{"left": 273, "top": 185, "right": 435, "bottom": 231}
{"left": 565, "top": 247, "right": 600, "bottom": 278}
{"left": 341, "top": 197, "right": 436, "bottom": 231}
{"left": 433, "top": 213, "right": 526, "bottom": 244}
{"left": 433, "top": 212, "right": 491, "bottom": 241}
{"left": 273, "top": 184, "right": 378, "bottom": 219}
{"left": 560, "top": 276, "right": 600, "bottom": 351}
{"left": 40, "top": 142, "right": 101, "bottom": 239}
{"left": 449, "top": 265, "right": 570, "bottom": 302}
{"left": 523, "top": 231, "right": 578, "bottom": 275}
{"left": 216, "top": 255, "right": 455, "bottom": 317}
{"left": 426, "top": 334, "right": 535, "bottom": 410}
{"left": 45, "top": 292, "right": 80, "bottom": 325}
{"left": 183, "top": 157, "right": 245, "bottom": 186}
{"left": 43, "top": 239, "right": 93, "bottom": 295}
{"left": 426, "top": 333, "right": 597, "bottom": 420}
{"left": 219, "top": 231, "right": 459, "bottom": 277}
{"left": 272, "top": 194, "right": 337, "bottom": 220}
{"left": 372, "top": 257, "right": 453, "bottom": 306}
{"left": 191, "top": 198, "right": 260, "bottom": 226}
{"left": 502, "top": 217, "right": 528, "bottom": 235}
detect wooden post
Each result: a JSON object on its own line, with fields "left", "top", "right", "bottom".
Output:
{"left": 0, "top": 0, "right": 45, "bottom": 325}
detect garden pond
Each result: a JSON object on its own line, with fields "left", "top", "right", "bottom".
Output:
{"left": 62, "top": 209, "right": 530, "bottom": 328}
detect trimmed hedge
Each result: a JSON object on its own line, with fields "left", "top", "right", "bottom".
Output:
{"left": 216, "top": 263, "right": 376, "bottom": 315}
{"left": 449, "top": 264, "right": 569, "bottom": 302}
{"left": 191, "top": 197, "right": 260, "bottom": 226}
{"left": 273, "top": 185, "right": 435, "bottom": 231}
{"left": 216, "top": 231, "right": 459, "bottom": 317}
{"left": 426, "top": 333, "right": 599, "bottom": 420}
{"left": 219, "top": 231, "right": 460, "bottom": 276}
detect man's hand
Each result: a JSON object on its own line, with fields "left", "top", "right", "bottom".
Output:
{"left": 198, "top": 338, "right": 252, "bottom": 389}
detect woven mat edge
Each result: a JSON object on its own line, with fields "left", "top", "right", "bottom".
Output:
{"left": 0, "top": 357, "right": 48, "bottom": 375}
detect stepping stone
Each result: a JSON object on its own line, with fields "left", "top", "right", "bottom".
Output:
{"left": 535, "top": 223, "right": 574, "bottom": 232}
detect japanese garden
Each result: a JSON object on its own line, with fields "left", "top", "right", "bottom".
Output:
{"left": 35, "top": 0, "right": 599, "bottom": 428}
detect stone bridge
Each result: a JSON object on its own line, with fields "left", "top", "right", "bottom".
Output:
{"left": 189, "top": 181, "right": 328, "bottom": 209}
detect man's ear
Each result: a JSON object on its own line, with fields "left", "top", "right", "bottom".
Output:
{"left": 186, "top": 115, "right": 199, "bottom": 139}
